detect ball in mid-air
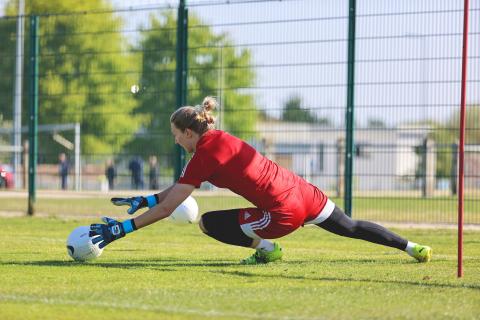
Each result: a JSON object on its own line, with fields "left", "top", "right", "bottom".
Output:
{"left": 169, "top": 196, "right": 199, "bottom": 224}
{"left": 66, "top": 226, "right": 103, "bottom": 261}
{"left": 130, "top": 84, "right": 140, "bottom": 94}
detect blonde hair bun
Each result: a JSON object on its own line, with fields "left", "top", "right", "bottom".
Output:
{"left": 202, "top": 96, "right": 217, "bottom": 112}
{"left": 170, "top": 96, "right": 217, "bottom": 134}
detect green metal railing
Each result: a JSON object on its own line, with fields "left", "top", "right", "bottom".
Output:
{"left": 345, "top": 0, "right": 356, "bottom": 217}
{"left": 27, "top": 15, "right": 39, "bottom": 215}
{"left": 174, "top": 0, "right": 188, "bottom": 181}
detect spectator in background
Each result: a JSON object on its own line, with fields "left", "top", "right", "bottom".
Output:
{"left": 105, "top": 159, "right": 116, "bottom": 191}
{"left": 128, "top": 156, "right": 144, "bottom": 190}
{"left": 58, "top": 152, "right": 69, "bottom": 190}
{"left": 149, "top": 155, "right": 159, "bottom": 190}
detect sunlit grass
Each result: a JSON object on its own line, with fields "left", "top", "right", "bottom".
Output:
{"left": 0, "top": 217, "right": 479, "bottom": 319}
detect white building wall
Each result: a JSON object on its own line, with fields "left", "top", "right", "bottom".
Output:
{"left": 255, "top": 121, "right": 428, "bottom": 192}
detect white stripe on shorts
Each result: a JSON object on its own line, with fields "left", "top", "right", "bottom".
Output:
{"left": 304, "top": 199, "right": 335, "bottom": 225}
{"left": 240, "top": 211, "right": 271, "bottom": 240}
{"left": 250, "top": 211, "right": 271, "bottom": 230}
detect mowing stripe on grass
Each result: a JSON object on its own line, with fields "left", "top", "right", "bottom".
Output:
{"left": 0, "top": 294, "right": 325, "bottom": 320}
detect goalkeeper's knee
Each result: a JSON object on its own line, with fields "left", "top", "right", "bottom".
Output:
{"left": 200, "top": 209, "right": 254, "bottom": 248}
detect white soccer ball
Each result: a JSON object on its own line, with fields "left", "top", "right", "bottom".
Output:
{"left": 66, "top": 226, "right": 103, "bottom": 261}
{"left": 169, "top": 196, "right": 199, "bottom": 224}
{"left": 130, "top": 84, "right": 140, "bottom": 94}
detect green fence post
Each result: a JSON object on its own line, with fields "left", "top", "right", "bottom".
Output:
{"left": 174, "top": 0, "right": 188, "bottom": 182}
{"left": 344, "top": 0, "right": 356, "bottom": 217}
{"left": 28, "top": 15, "right": 39, "bottom": 216}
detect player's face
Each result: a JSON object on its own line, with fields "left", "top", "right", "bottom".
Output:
{"left": 171, "top": 123, "right": 195, "bottom": 153}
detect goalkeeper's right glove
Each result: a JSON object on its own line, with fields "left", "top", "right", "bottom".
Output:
{"left": 111, "top": 195, "right": 158, "bottom": 215}
{"left": 90, "top": 217, "right": 137, "bottom": 249}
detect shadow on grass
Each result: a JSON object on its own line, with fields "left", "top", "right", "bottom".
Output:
{"left": 0, "top": 255, "right": 434, "bottom": 270}
{"left": 0, "top": 259, "right": 240, "bottom": 270}
{"left": 3, "top": 259, "right": 479, "bottom": 291}
{"left": 210, "top": 269, "right": 480, "bottom": 290}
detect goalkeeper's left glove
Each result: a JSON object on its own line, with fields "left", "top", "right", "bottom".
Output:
{"left": 89, "top": 217, "right": 137, "bottom": 249}
{"left": 111, "top": 195, "right": 158, "bottom": 215}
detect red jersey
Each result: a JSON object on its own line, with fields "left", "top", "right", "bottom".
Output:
{"left": 177, "top": 130, "right": 327, "bottom": 220}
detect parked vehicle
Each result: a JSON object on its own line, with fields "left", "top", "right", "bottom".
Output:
{"left": 0, "top": 164, "right": 14, "bottom": 188}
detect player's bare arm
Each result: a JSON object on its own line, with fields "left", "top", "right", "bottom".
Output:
{"left": 111, "top": 184, "right": 176, "bottom": 215}
{"left": 88, "top": 183, "right": 195, "bottom": 250}
{"left": 153, "top": 184, "right": 176, "bottom": 203}
{"left": 133, "top": 183, "right": 195, "bottom": 229}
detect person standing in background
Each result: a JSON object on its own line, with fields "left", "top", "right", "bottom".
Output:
{"left": 128, "top": 156, "right": 144, "bottom": 190}
{"left": 149, "top": 155, "right": 159, "bottom": 190}
{"left": 105, "top": 159, "right": 116, "bottom": 191}
{"left": 58, "top": 152, "right": 69, "bottom": 190}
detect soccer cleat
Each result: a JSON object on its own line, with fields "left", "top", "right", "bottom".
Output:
{"left": 241, "top": 243, "right": 283, "bottom": 265}
{"left": 411, "top": 244, "right": 432, "bottom": 263}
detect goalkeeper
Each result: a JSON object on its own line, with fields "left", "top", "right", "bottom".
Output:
{"left": 90, "top": 96, "right": 432, "bottom": 265}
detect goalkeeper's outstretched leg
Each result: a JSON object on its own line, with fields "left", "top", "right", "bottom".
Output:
{"left": 314, "top": 205, "right": 432, "bottom": 262}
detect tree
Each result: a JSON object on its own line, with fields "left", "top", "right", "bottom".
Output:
{"left": 282, "top": 96, "right": 315, "bottom": 123}
{"left": 281, "top": 95, "right": 331, "bottom": 125}
{"left": 127, "top": 12, "right": 258, "bottom": 158}
{"left": 430, "top": 105, "right": 480, "bottom": 178}
{"left": 0, "top": 16, "right": 16, "bottom": 122}
{"left": 1, "top": 0, "right": 143, "bottom": 162}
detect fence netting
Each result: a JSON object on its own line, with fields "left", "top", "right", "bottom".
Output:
{"left": 0, "top": 0, "right": 478, "bottom": 223}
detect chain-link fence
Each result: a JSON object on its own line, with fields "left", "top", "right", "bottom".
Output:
{"left": 0, "top": 0, "right": 478, "bottom": 223}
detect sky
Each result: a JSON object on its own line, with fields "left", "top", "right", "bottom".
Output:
{"left": 186, "top": 0, "right": 480, "bottom": 127}
{"left": 1, "top": 0, "right": 479, "bottom": 127}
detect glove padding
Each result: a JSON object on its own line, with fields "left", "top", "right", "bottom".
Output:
{"left": 111, "top": 196, "right": 147, "bottom": 215}
{"left": 90, "top": 217, "right": 126, "bottom": 249}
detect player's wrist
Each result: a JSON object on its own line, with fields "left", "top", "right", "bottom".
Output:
{"left": 121, "top": 219, "right": 137, "bottom": 234}
{"left": 145, "top": 195, "right": 158, "bottom": 208}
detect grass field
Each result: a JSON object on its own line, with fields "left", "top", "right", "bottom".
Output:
{"left": 1, "top": 216, "right": 479, "bottom": 320}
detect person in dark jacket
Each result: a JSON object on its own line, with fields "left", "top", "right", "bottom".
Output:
{"left": 105, "top": 159, "right": 116, "bottom": 191}
{"left": 128, "top": 156, "right": 144, "bottom": 190}
{"left": 148, "top": 156, "right": 159, "bottom": 190}
{"left": 58, "top": 153, "right": 69, "bottom": 190}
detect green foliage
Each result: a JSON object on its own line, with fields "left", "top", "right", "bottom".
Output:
{"left": 1, "top": 216, "right": 480, "bottom": 319}
{"left": 129, "top": 12, "right": 258, "bottom": 157}
{"left": 282, "top": 95, "right": 316, "bottom": 123}
{"left": 1, "top": 0, "right": 143, "bottom": 161}
{"left": 0, "top": 16, "right": 16, "bottom": 121}
{"left": 430, "top": 105, "right": 480, "bottom": 178}
{"left": 187, "top": 15, "right": 258, "bottom": 138}
{"left": 458, "top": 105, "right": 480, "bottom": 144}
{"left": 1, "top": 6, "right": 259, "bottom": 164}
{"left": 124, "top": 12, "right": 177, "bottom": 157}
{"left": 281, "top": 95, "right": 331, "bottom": 125}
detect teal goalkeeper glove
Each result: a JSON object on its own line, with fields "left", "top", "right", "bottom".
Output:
{"left": 89, "top": 217, "right": 136, "bottom": 249}
{"left": 111, "top": 195, "right": 158, "bottom": 215}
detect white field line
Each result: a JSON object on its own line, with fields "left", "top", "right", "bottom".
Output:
{"left": 0, "top": 294, "right": 325, "bottom": 320}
